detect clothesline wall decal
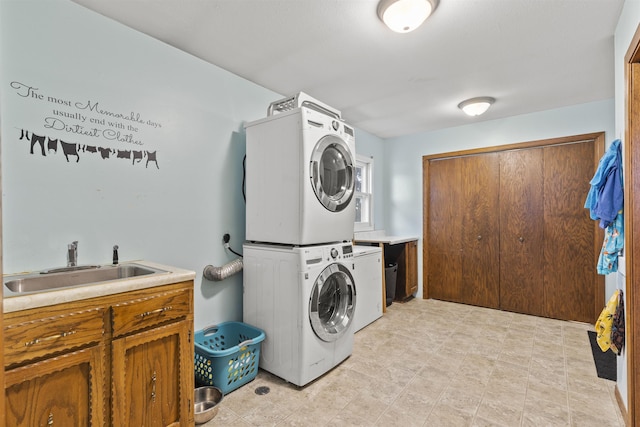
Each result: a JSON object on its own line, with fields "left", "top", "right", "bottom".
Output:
{"left": 17, "top": 128, "right": 160, "bottom": 169}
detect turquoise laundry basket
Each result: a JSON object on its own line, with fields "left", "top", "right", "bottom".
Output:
{"left": 194, "top": 321, "right": 265, "bottom": 394}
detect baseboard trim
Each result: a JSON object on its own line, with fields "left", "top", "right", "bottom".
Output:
{"left": 615, "top": 385, "right": 629, "bottom": 426}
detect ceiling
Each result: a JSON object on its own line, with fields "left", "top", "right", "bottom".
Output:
{"left": 71, "top": 0, "right": 624, "bottom": 139}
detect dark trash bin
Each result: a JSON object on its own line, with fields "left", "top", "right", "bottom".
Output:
{"left": 385, "top": 263, "right": 398, "bottom": 307}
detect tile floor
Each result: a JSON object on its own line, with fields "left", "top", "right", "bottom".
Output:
{"left": 202, "top": 298, "right": 625, "bottom": 426}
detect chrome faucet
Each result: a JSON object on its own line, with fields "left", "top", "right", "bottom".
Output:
{"left": 67, "top": 241, "right": 78, "bottom": 267}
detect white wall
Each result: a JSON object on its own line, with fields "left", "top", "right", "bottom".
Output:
{"left": 613, "top": 0, "right": 640, "bottom": 412}
{"left": 0, "top": 0, "right": 387, "bottom": 332}
{"left": 0, "top": 0, "right": 282, "bottom": 330}
{"left": 384, "top": 99, "right": 616, "bottom": 299}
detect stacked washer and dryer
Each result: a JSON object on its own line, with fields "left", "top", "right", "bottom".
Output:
{"left": 243, "top": 93, "right": 358, "bottom": 386}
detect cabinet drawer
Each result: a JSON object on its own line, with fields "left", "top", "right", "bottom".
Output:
{"left": 4, "top": 307, "right": 105, "bottom": 367}
{"left": 111, "top": 288, "right": 191, "bottom": 337}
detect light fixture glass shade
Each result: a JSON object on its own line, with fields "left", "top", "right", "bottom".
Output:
{"left": 377, "top": 0, "right": 438, "bottom": 33}
{"left": 457, "top": 97, "right": 496, "bottom": 116}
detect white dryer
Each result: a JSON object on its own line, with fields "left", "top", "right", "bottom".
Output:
{"left": 245, "top": 96, "right": 356, "bottom": 245}
{"left": 243, "top": 242, "right": 356, "bottom": 386}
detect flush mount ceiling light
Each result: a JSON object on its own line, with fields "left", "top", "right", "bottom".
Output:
{"left": 457, "top": 97, "right": 496, "bottom": 117}
{"left": 377, "top": 0, "right": 439, "bottom": 33}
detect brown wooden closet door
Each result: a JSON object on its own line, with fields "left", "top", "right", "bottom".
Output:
{"left": 427, "top": 154, "right": 499, "bottom": 307}
{"left": 499, "top": 149, "right": 545, "bottom": 316}
{"left": 543, "top": 141, "right": 596, "bottom": 323}
{"left": 460, "top": 154, "right": 500, "bottom": 308}
{"left": 427, "top": 157, "right": 463, "bottom": 302}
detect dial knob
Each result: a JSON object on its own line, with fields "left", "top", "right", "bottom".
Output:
{"left": 332, "top": 120, "right": 339, "bottom": 131}
{"left": 330, "top": 248, "right": 339, "bottom": 259}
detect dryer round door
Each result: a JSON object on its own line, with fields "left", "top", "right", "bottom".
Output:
{"left": 309, "top": 135, "right": 355, "bottom": 212}
{"left": 309, "top": 263, "right": 356, "bottom": 342}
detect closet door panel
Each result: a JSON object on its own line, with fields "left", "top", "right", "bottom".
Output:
{"left": 543, "top": 141, "right": 596, "bottom": 323}
{"left": 427, "top": 158, "right": 463, "bottom": 302}
{"left": 460, "top": 154, "right": 500, "bottom": 308}
{"left": 499, "top": 149, "right": 545, "bottom": 316}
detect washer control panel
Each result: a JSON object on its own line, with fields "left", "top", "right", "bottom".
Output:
{"left": 327, "top": 244, "right": 353, "bottom": 260}
{"left": 341, "top": 244, "right": 353, "bottom": 259}
{"left": 302, "top": 243, "right": 353, "bottom": 265}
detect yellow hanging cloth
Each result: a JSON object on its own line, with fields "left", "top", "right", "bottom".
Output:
{"left": 595, "top": 289, "right": 620, "bottom": 352}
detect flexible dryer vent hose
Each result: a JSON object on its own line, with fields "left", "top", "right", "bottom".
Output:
{"left": 203, "top": 258, "right": 243, "bottom": 281}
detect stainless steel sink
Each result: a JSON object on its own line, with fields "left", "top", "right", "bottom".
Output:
{"left": 39, "top": 265, "right": 102, "bottom": 274}
{"left": 4, "top": 263, "right": 168, "bottom": 295}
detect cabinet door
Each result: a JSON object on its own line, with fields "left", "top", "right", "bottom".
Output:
{"left": 5, "top": 345, "right": 105, "bottom": 427}
{"left": 499, "top": 148, "right": 545, "bottom": 316}
{"left": 405, "top": 240, "right": 418, "bottom": 295}
{"left": 112, "top": 320, "right": 193, "bottom": 427}
{"left": 396, "top": 240, "right": 418, "bottom": 300}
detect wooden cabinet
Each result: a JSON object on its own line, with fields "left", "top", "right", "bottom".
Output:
{"left": 4, "top": 280, "right": 194, "bottom": 427}
{"left": 4, "top": 307, "right": 106, "bottom": 367}
{"left": 112, "top": 321, "right": 192, "bottom": 426}
{"left": 395, "top": 240, "right": 419, "bottom": 302}
{"left": 5, "top": 346, "right": 105, "bottom": 426}
{"left": 354, "top": 238, "right": 419, "bottom": 310}
{"left": 4, "top": 305, "right": 107, "bottom": 426}
{"left": 111, "top": 287, "right": 193, "bottom": 427}
{"left": 424, "top": 134, "right": 605, "bottom": 323}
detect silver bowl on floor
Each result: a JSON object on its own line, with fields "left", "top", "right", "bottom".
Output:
{"left": 194, "top": 386, "right": 224, "bottom": 424}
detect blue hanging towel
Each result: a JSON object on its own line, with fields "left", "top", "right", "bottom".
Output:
{"left": 585, "top": 139, "right": 623, "bottom": 228}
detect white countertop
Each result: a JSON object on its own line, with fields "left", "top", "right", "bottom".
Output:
{"left": 354, "top": 230, "right": 419, "bottom": 245}
{"left": 3, "top": 260, "right": 196, "bottom": 313}
{"left": 353, "top": 245, "right": 383, "bottom": 256}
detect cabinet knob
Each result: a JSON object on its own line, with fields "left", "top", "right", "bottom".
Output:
{"left": 519, "top": 236, "right": 525, "bottom": 243}
{"left": 477, "top": 235, "right": 482, "bottom": 241}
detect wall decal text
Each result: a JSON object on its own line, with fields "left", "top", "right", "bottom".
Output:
{"left": 10, "top": 81, "right": 164, "bottom": 147}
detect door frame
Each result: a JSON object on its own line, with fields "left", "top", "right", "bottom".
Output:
{"left": 623, "top": 21, "right": 640, "bottom": 427}
{"left": 422, "top": 132, "right": 606, "bottom": 319}
{"left": 0, "top": 132, "right": 4, "bottom": 427}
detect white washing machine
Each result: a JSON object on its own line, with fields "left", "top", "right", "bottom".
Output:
{"left": 243, "top": 241, "right": 356, "bottom": 386}
{"left": 245, "top": 94, "right": 356, "bottom": 245}
{"left": 352, "top": 245, "right": 383, "bottom": 332}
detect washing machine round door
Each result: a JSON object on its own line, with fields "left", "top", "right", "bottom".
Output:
{"left": 309, "top": 263, "right": 356, "bottom": 342}
{"left": 310, "top": 135, "right": 355, "bottom": 212}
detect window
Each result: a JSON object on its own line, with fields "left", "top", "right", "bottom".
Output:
{"left": 354, "top": 154, "right": 374, "bottom": 231}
